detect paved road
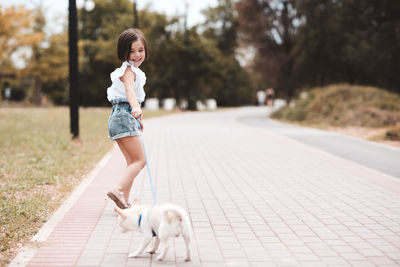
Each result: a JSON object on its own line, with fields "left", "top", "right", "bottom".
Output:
{"left": 13, "top": 107, "right": 400, "bottom": 267}
{"left": 237, "top": 107, "right": 400, "bottom": 179}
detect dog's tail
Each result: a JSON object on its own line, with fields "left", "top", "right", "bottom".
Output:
{"left": 163, "top": 205, "right": 193, "bottom": 239}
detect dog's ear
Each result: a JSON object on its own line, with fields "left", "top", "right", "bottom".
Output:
{"left": 114, "top": 206, "right": 127, "bottom": 220}
{"left": 133, "top": 198, "right": 139, "bottom": 205}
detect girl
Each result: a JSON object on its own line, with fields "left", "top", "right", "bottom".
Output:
{"left": 106, "top": 28, "right": 148, "bottom": 209}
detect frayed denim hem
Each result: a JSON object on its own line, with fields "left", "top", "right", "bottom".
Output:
{"left": 109, "top": 131, "right": 140, "bottom": 141}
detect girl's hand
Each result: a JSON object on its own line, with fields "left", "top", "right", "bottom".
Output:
{"left": 131, "top": 106, "right": 142, "bottom": 120}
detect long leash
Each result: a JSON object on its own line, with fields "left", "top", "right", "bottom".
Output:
{"left": 135, "top": 119, "right": 157, "bottom": 205}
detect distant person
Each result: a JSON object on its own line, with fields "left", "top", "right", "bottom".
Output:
{"left": 256, "top": 90, "right": 266, "bottom": 106}
{"left": 266, "top": 88, "right": 275, "bottom": 107}
{"left": 106, "top": 28, "right": 148, "bottom": 209}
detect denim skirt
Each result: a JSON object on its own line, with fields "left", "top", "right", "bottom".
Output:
{"left": 108, "top": 98, "right": 140, "bottom": 140}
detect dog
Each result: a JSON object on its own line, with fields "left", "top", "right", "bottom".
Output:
{"left": 114, "top": 199, "right": 192, "bottom": 261}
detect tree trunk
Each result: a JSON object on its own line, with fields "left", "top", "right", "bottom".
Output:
{"left": 33, "top": 76, "right": 42, "bottom": 106}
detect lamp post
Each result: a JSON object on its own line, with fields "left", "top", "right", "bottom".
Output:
{"left": 81, "top": 0, "right": 95, "bottom": 106}
{"left": 69, "top": 0, "right": 79, "bottom": 139}
{"left": 68, "top": 0, "right": 95, "bottom": 139}
{"left": 183, "top": 1, "right": 195, "bottom": 110}
{"left": 133, "top": 0, "right": 139, "bottom": 28}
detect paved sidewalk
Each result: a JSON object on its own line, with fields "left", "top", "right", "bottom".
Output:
{"left": 238, "top": 110, "right": 400, "bottom": 178}
{"left": 13, "top": 107, "right": 400, "bottom": 266}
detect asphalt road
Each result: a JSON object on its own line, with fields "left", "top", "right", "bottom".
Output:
{"left": 237, "top": 107, "right": 400, "bottom": 179}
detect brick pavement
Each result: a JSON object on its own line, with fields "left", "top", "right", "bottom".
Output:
{"left": 13, "top": 107, "right": 400, "bottom": 266}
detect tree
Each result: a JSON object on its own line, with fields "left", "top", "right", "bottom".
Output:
{"left": 13, "top": 0, "right": 254, "bottom": 107}
{"left": 76, "top": 0, "right": 255, "bottom": 107}
{"left": 202, "top": 0, "right": 238, "bottom": 56}
{"left": 0, "top": 6, "right": 42, "bottom": 68}
{"left": 20, "top": 7, "right": 46, "bottom": 105}
{"left": 291, "top": 0, "right": 344, "bottom": 87}
{"left": 76, "top": 0, "right": 181, "bottom": 106}
{"left": 339, "top": 0, "right": 400, "bottom": 92}
{"left": 0, "top": 5, "right": 43, "bottom": 95}
{"left": 40, "top": 31, "right": 69, "bottom": 104}
{"left": 200, "top": 0, "right": 256, "bottom": 106}
{"left": 236, "top": 0, "right": 400, "bottom": 97}
{"left": 0, "top": 5, "right": 68, "bottom": 105}
{"left": 293, "top": 0, "right": 400, "bottom": 93}
{"left": 236, "top": 0, "right": 298, "bottom": 99}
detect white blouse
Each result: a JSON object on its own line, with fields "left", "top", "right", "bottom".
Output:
{"left": 107, "top": 61, "right": 146, "bottom": 103}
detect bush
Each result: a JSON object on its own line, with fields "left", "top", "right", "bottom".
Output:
{"left": 271, "top": 84, "right": 400, "bottom": 128}
{"left": 385, "top": 124, "right": 400, "bottom": 141}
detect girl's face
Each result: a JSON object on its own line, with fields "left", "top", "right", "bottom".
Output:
{"left": 129, "top": 39, "right": 145, "bottom": 67}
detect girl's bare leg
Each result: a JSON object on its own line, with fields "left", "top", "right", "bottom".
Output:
{"left": 116, "top": 136, "right": 146, "bottom": 202}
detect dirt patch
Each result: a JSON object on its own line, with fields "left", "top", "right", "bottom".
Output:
{"left": 327, "top": 126, "right": 400, "bottom": 148}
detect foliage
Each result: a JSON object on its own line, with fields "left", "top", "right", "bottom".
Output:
{"left": 1, "top": 0, "right": 255, "bottom": 107}
{"left": 0, "top": 5, "right": 69, "bottom": 106}
{"left": 293, "top": 0, "right": 400, "bottom": 93}
{"left": 202, "top": 0, "right": 238, "bottom": 55}
{"left": 201, "top": 0, "right": 256, "bottom": 106}
{"left": 0, "top": 6, "right": 43, "bottom": 70}
{"left": 236, "top": 0, "right": 400, "bottom": 98}
{"left": 33, "top": 31, "right": 70, "bottom": 105}
{"left": 0, "top": 6, "right": 44, "bottom": 102}
{"left": 236, "top": 0, "right": 298, "bottom": 99}
{"left": 271, "top": 84, "right": 400, "bottom": 128}
{"left": 19, "top": 8, "right": 47, "bottom": 105}
{"left": 72, "top": 0, "right": 255, "bottom": 107}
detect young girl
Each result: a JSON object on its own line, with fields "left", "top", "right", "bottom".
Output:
{"left": 106, "top": 28, "right": 148, "bottom": 209}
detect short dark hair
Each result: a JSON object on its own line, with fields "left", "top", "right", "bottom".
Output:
{"left": 117, "top": 28, "right": 148, "bottom": 61}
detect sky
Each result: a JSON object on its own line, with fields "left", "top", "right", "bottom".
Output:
{"left": 0, "top": 0, "right": 218, "bottom": 33}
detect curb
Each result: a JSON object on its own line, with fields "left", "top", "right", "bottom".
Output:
{"left": 8, "top": 147, "right": 115, "bottom": 267}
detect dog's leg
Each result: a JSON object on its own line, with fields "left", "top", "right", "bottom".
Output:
{"left": 146, "top": 237, "right": 159, "bottom": 254}
{"left": 155, "top": 237, "right": 169, "bottom": 261}
{"left": 129, "top": 234, "right": 152, "bottom": 258}
{"left": 183, "top": 234, "right": 191, "bottom": 261}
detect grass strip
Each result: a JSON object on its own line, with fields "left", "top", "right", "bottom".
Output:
{"left": 0, "top": 107, "right": 173, "bottom": 265}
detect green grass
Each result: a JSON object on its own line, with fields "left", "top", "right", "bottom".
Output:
{"left": 0, "top": 107, "right": 174, "bottom": 266}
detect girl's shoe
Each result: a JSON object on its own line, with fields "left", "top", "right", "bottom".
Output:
{"left": 107, "top": 187, "right": 128, "bottom": 209}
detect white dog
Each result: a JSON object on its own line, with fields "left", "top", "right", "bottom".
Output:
{"left": 114, "top": 199, "right": 192, "bottom": 261}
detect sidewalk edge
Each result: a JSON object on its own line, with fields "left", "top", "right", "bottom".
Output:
{"left": 8, "top": 146, "right": 115, "bottom": 267}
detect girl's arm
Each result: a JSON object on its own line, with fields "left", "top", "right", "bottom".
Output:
{"left": 122, "top": 67, "right": 144, "bottom": 130}
{"left": 122, "top": 67, "right": 142, "bottom": 120}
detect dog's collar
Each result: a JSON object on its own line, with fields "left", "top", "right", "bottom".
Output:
{"left": 138, "top": 208, "right": 157, "bottom": 237}
{"left": 138, "top": 213, "right": 142, "bottom": 228}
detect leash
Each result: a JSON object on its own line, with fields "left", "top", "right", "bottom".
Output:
{"left": 135, "top": 118, "right": 157, "bottom": 205}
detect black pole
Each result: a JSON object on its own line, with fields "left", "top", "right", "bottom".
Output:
{"left": 69, "top": 0, "right": 79, "bottom": 139}
{"left": 183, "top": 3, "right": 195, "bottom": 110}
{"left": 133, "top": 0, "right": 138, "bottom": 28}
